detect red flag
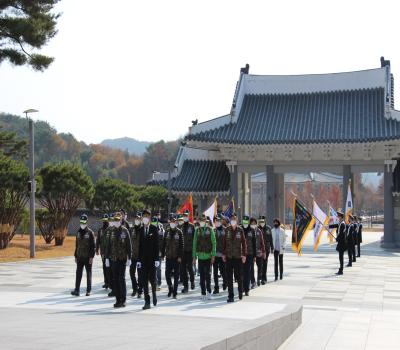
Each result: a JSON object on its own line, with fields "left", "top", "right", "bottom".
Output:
{"left": 177, "top": 194, "right": 194, "bottom": 222}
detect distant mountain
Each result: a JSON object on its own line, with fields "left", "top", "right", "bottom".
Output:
{"left": 101, "top": 137, "right": 151, "bottom": 155}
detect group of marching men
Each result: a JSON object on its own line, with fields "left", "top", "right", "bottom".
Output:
{"left": 329, "top": 211, "right": 363, "bottom": 275}
{"left": 71, "top": 208, "right": 287, "bottom": 309}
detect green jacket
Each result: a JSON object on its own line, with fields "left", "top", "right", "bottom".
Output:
{"left": 192, "top": 226, "right": 216, "bottom": 260}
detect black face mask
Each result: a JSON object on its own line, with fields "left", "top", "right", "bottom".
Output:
{"left": 274, "top": 223, "right": 279, "bottom": 228}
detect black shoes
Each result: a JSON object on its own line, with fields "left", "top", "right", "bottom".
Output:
{"left": 191, "top": 282, "right": 195, "bottom": 290}
{"left": 227, "top": 297, "right": 234, "bottom": 303}
{"left": 336, "top": 270, "right": 343, "bottom": 275}
{"left": 131, "top": 290, "right": 137, "bottom": 297}
{"left": 114, "top": 302, "right": 122, "bottom": 308}
{"left": 102, "top": 284, "right": 107, "bottom": 289}
{"left": 137, "top": 292, "right": 142, "bottom": 299}
{"left": 168, "top": 287, "right": 173, "bottom": 297}
{"left": 222, "top": 284, "right": 227, "bottom": 291}
{"left": 70, "top": 290, "right": 79, "bottom": 296}
{"left": 238, "top": 293, "right": 243, "bottom": 300}
{"left": 181, "top": 287, "right": 188, "bottom": 294}
{"left": 108, "top": 291, "right": 115, "bottom": 297}
{"left": 142, "top": 302, "right": 151, "bottom": 310}
{"left": 257, "top": 280, "right": 261, "bottom": 286}
{"left": 346, "top": 263, "right": 352, "bottom": 267}
{"left": 261, "top": 280, "right": 266, "bottom": 285}
{"left": 212, "top": 288, "right": 219, "bottom": 295}
{"left": 172, "top": 294, "right": 177, "bottom": 299}
{"left": 86, "top": 292, "right": 91, "bottom": 296}
{"left": 245, "top": 291, "right": 249, "bottom": 297}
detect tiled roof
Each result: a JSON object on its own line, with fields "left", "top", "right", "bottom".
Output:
{"left": 171, "top": 160, "right": 230, "bottom": 194}
{"left": 186, "top": 88, "right": 400, "bottom": 145}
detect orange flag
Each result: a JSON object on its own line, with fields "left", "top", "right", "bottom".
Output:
{"left": 177, "top": 193, "right": 194, "bottom": 222}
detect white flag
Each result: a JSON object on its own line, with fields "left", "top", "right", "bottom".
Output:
{"left": 203, "top": 198, "right": 217, "bottom": 226}
{"left": 345, "top": 183, "right": 353, "bottom": 224}
{"left": 312, "top": 200, "right": 329, "bottom": 251}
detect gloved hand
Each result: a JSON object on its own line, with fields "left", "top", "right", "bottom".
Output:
{"left": 105, "top": 258, "right": 110, "bottom": 267}
{"left": 126, "top": 259, "right": 131, "bottom": 267}
{"left": 155, "top": 261, "right": 160, "bottom": 268}
{"left": 136, "top": 262, "right": 142, "bottom": 269}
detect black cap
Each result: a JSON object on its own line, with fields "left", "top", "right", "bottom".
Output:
{"left": 169, "top": 213, "right": 177, "bottom": 221}
{"left": 183, "top": 209, "right": 190, "bottom": 216}
{"left": 80, "top": 214, "right": 88, "bottom": 222}
{"left": 258, "top": 215, "right": 266, "bottom": 220}
{"left": 337, "top": 211, "right": 344, "bottom": 217}
{"left": 242, "top": 215, "right": 250, "bottom": 222}
{"left": 151, "top": 216, "right": 158, "bottom": 223}
{"left": 143, "top": 208, "right": 151, "bottom": 216}
{"left": 101, "top": 213, "right": 109, "bottom": 222}
{"left": 135, "top": 211, "right": 142, "bottom": 218}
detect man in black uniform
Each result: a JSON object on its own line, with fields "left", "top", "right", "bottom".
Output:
{"left": 213, "top": 213, "right": 227, "bottom": 294}
{"left": 356, "top": 216, "right": 363, "bottom": 257}
{"left": 162, "top": 214, "right": 184, "bottom": 299}
{"left": 329, "top": 211, "right": 347, "bottom": 275}
{"left": 258, "top": 215, "right": 273, "bottom": 284}
{"left": 129, "top": 212, "right": 143, "bottom": 297}
{"left": 152, "top": 215, "right": 164, "bottom": 290}
{"left": 181, "top": 209, "right": 195, "bottom": 293}
{"left": 96, "top": 214, "right": 111, "bottom": 289}
{"left": 346, "top": 215, "right": 356, "bottom": 266}
{"left": 241, "top": 215, "right": 254, "bottom": 296}
{"left": 137, "top": 209, "right": 159, "bottom": 310}
{"left": 223, "top": 213, "right": 247, "bottom": 303}
{"left": 71, "top": 214, "right": 96, "bottom": 297}
{"left": 105, "top": 213, "right": 132, "bottom": 308}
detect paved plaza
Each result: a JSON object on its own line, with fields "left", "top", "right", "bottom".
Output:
{"left": 0, "top": 231, "right": 399, "bottom": 349}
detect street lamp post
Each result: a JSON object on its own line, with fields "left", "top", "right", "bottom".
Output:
{"left": 24, "top": 109, "right": 38, "bottom": 258}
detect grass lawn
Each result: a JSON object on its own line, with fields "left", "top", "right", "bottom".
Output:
{"left": 0, "top": 235, "right": 75, "bottom": 263}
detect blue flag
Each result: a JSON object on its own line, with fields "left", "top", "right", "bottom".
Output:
{"left": 222, "top": 198, "right": 235, "bottom": 219}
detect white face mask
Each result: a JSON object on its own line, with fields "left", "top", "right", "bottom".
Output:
{"left": 143, "top": 217, "right": 150, "bottom": 225}
{"left": 231, "top": 220, "right": 237, "bottom": 227}
{"left": 199, "top": 221, "right": 206, "bottom": 227}
{"left": 216, "top": 221, "right": 222, "bottom": 227}
{"left": 250, "top": 224, "right": 257, "bottom": 230}
{"left": 134, "top": 219, "right": 141, "bottom": 226}
{"left": 115, "top": 222, "right": 121, "bottom": 228}
{"left": 170, "top": 222, "right": 176, "bottom": 229}
{"left": 243, "top": 223, "right": 249, "bottom": 228}
{"left": 80, "top": 224, "right": 87, "bottom": 230}
{"left": 260, "top": 222, "right": 265, "bottom": 227}
{"left": 183, "top": 217, "right": 189, "bottom": 222}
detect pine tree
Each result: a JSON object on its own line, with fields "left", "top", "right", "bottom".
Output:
{"left": 0, "top": 0, "right": 60, "bottom": 70}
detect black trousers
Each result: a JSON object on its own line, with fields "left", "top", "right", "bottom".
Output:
{"left": 129, "top": 258, "right": 142, "bottom": 293}
{"left": 142, "top": 264, "right": 156, "bottom": 303}
{"left": 347, "top": 242, "right": 356, "bottom": 265}
{"left": 261, "top": 252, "right": 270, "bottom": 282}
{"left": 213, "top": 256, "right": 226, "bottom": 290}
{"left": 181, "top": 251, "right": 195, "bottom": 289}
{"left": 226, "top": 258, "right": 243, "bottom": 299}
{"left": 75, "top": 257, "right": 92, "bottom": 293}
{"left": 101, "top": 256, "right": 112, "bottom": 288}
{"left": 338, "top": 250, "right": 344, "bottom": 272}
{"left": 165, "top": 258, "right": 180, "bottom": 295}
{"left": 273, "top": 251, "right": 283, "bottom": 279}
{"left": 356, "top": 242, "right": 361, "bottom": 257}
{"left": 156, "top": 259, "right": 162, "bottom": 286}
{"left": 243, "top": 254, "right": 254, "bottom": 292}
{"left": 198, "top": 259, "right": 211, "bottom": 295}
{"left": 111, "top": 259, "right": 127, "bottom": 303}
